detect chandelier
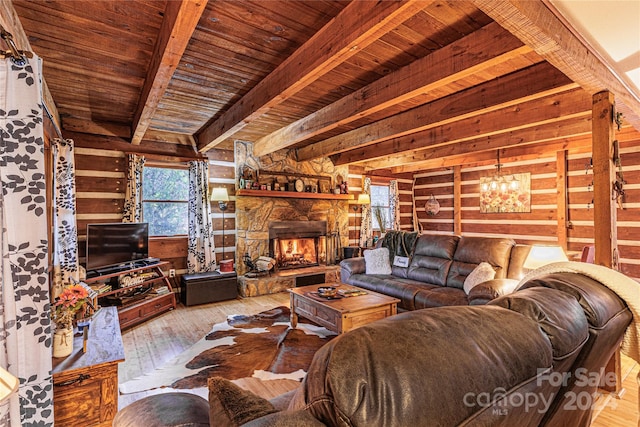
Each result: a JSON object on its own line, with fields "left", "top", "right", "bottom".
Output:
{"left": 480, "top": 151, "right": 520, "bottom": 193}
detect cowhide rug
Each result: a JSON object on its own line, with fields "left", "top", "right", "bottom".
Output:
{"left": 119, "top": 306, "right": 336, "bottom": 394}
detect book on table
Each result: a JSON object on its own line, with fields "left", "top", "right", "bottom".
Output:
{"left": 338, "top": 288, "right": 367, "bottom": 297}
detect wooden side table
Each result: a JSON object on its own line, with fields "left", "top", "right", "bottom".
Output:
{"left": 52, "top": 306, "right": 125, "bottom": 426}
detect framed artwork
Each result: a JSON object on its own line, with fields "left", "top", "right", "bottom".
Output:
{"left": 479, "top": 172, "right": 531, "bottom": 213}
{"left": 319, "top": 179, "right": 331, "bottom": 194}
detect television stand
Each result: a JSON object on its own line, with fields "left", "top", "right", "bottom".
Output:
{"left": 84, "top": 261, "right": 176, "bottom": 330}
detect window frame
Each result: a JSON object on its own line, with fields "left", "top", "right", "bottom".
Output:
{"left": 370, "top": 183, "right": 391, "bottom": 231}
{"left": 141, "top": 162, "right": 190, "bottom": 237}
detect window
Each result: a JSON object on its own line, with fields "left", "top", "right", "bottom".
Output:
{"left": 370, "top": 185, "right": 391, "bottom": 231}
{"left": 142, "top": 166, "right": 189, "bottom": 236}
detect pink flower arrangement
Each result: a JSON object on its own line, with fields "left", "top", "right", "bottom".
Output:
{"left": 51, "top": 284, "right": 89, "bottom": 330}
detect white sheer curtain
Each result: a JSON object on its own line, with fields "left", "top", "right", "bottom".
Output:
{"left": 122, "top": 153, "right": 145, "bottom": 223}
{"left": 0, "top": 54, "right": 54, "bottom": 426}
{"left": 187, "top": 160, "right": 216, "bottom": 273}
{"left": 359, "top": 177, "right": 372, "bottom": 247}
{"left": 51, "top": 138, "right": 79, "bottom": 298}
{"left": 389, "top": 180, "right": 400, "bottom": 231}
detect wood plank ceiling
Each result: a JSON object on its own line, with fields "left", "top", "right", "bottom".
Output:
{"left": 10, "top": 0, "right": 640, "bottom": 173}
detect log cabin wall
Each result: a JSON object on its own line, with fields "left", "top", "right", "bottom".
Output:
{"left": 347, "top": 165, "right": 415, "bottom": 246}
{"left": 207, "top": 148, "right": 236, "bottom": 265}
{"left": 413, "top": 129, "right": 640, "bottom": 280}
{"left": 73, "top": 139, "right": 234, "bottom": 292}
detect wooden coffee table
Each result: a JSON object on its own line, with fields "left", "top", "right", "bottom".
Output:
{"left": 288, "top": 283, "right": 400, "bottom": 334}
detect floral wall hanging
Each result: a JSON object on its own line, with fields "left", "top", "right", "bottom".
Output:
{"left": 479, "top": 172, "right": 531, "bottom": 213}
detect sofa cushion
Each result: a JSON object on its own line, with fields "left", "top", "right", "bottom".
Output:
{"left": 490, "top": 287, "right": 588, "bottom": 360}
{"left": 446, "top": 236, "right": 515, "bottom": 289}
{"left": 463, "top": 262, "right": 496, "bottom": 294}
{"left": 377, "top": 280, "right": 439, "bottom": 310}
{"left": 414, "top": 286, "right": 469, "bottom": 308}
{"left": 363, "top": 247, "right": 391, "bottom": 274}
{"left": 406, "top": 234, "right": 459, "bottom": 285}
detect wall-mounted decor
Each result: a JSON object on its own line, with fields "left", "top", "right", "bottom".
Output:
{"left": 425, "top": 194, "right": 440, "bottom": 216}
{"left": 480, "top": 172, "right": 531, "bottom": 213}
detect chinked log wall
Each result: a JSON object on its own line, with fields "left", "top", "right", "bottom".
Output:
{"left": 414, "top": 128, "right": 640, "bottom": 279}
{"left": 72, "top": 143, "right": 236, "bottom": 289}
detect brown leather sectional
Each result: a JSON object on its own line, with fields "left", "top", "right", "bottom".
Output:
{"left": 340, "top": 231, "right": 532, "bottom": 309}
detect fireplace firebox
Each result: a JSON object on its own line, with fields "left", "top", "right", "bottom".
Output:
{"left": 269, "top": 221, "right": 327, "bottom": 270}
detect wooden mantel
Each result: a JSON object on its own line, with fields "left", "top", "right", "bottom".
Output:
{"left": 237, "top": 189, "right": 353, "bottom": 200}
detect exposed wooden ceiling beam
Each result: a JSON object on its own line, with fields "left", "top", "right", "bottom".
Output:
{"left": 62, "top": 117, "right": 132, "bottom": 139}
{"left": 473, "top": 0, "right": 640, "bottom": 130}
{"left": 382, "top": 117, "right": 593, "bottom": 173}
{"left": 196, "top": 0, "right": 429, "bottom": 152}
{"left": 66, "top": 131, "right": 205, "bottom": 160}
{"left": 333, "top": 87, "right": 589, "bottom": 166}
{"left": 131, "top": 0, "right": 208, "bottom": 145}
{"left": 252, "top": 22, "right": 531, "bottom": 157}
{"left": 375, "top": 137, "right": 591, "bottom": 175}
{"left": 299, "top": 62, "right": 575, "bottom": 161}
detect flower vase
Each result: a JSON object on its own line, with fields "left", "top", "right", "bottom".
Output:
{"left": 53, "top": 326, "right": 74, "bottom": 358}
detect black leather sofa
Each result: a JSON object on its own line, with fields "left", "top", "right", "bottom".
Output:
{"left": 340, "top": 231, "right": 532, "bottom": 309}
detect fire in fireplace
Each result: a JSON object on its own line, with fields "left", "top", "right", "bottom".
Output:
{"left": 269, "top": 221, "right": 327, "bottom": 270}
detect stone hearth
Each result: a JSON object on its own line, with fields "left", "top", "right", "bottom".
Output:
{"left": 238, "top": 265, "right": 341, "bottom": 297}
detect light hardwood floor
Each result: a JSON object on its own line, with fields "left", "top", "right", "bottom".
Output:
{"left": 118, "top": 293, "right": 639, "bottom": 426}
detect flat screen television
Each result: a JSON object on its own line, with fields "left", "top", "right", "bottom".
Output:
{"left": 85, "top": 222, "right": 149, "bottom": 271}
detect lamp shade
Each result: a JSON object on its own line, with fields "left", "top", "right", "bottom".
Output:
{"left": 523, "top": 245, "right": 568, "bottom": 270}
{"left": 210, "top": 187, "right": 229, "bottom": 202}
{"left": 356, "top": 194, "right": 370, "bottom": 205}
{"left": 0, "top": 366, "right": 18, "bottom": 403}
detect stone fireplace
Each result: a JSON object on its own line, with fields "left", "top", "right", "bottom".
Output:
{"left": 269, "top": 221, "right": 327, "bottom": 269}
{"left": 234, "top": 141, "right": 351, "bottom": 277}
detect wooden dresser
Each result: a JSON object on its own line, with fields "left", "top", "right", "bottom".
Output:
{"left": 52, "top": 306, "right": 125, "bottom": 426}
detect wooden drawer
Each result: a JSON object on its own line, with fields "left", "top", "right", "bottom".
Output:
{"left": 54, "top": 364, "right": 118, "bottom": 427}
{"left": 140, "top": 293, "right": 175, "bottom": 317}
{"left": 119, "top": 293, "right": 175, "bottom": 329}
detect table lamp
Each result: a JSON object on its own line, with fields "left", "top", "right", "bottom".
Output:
{"left": 211, "top": 187, "right": 229, "bottom": 261}
{"left": 0, "top": 366, "right": 18, "bottom": 403}
{"left": 523, "top": 245, "right": 568, "bottom": 271}
{"left": 350, "top": 194, "right": 370, "bottom": 247}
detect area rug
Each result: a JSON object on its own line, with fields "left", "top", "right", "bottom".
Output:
{"left": 119, "top": 306, "right": 336, "bottom": 394}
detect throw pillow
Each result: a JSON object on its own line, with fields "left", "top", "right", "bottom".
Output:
{"left": 208, "top": 376, "right": 277, "bottom": 426}
{"left": 364, "top": 247, "right": 392, "bottom": 275}
{"left": 463, "top": 262, "right": 496, "bottom": 294}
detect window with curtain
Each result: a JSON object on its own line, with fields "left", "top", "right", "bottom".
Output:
{"left": 142, "top": 165, "right": 189, "bottom": 236}
{"left": 370, "top": 184, "right": 391, "bottom": 231}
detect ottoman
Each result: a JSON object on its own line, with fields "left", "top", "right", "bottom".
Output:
{"left": 113, "top": 392, "right": 210, "bottom": 427}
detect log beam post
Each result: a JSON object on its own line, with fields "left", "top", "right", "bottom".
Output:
{"left": 556, "top": 150, "right": 568, "bottom": 250}
{"left": 592, "top": 91, "right": 618, "bottom": 269}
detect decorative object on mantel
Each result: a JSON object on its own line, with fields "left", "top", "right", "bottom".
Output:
{"left": 479, "top": 151, "right": 531, "bottom": 213}
{"left": 51, "top": 284, "right": 89, "bottom": 358}
{"left": 424, "top": 194, "right": 440, "bottom": 216}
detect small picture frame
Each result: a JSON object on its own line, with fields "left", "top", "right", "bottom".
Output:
{"left": 319, "top": 180, "right": 330, "bottom": 194}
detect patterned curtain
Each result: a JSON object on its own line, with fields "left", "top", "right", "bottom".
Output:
{"left": 187, "top": 160, "right": 216, "bottom": 273}
{"left": 51, "top": 138, "right": 79, "bottom": 298}
{"left": 359, "top": 177, "right": 372, "bottom": 247}
{"left": 0, "top": 55, "right": 54, "bottom": 425}
{"left": 122, "top": 153, "right": 145, "bottom": 222}
{"left": 389, "top": 180, "right": 400, "bottom": 231}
